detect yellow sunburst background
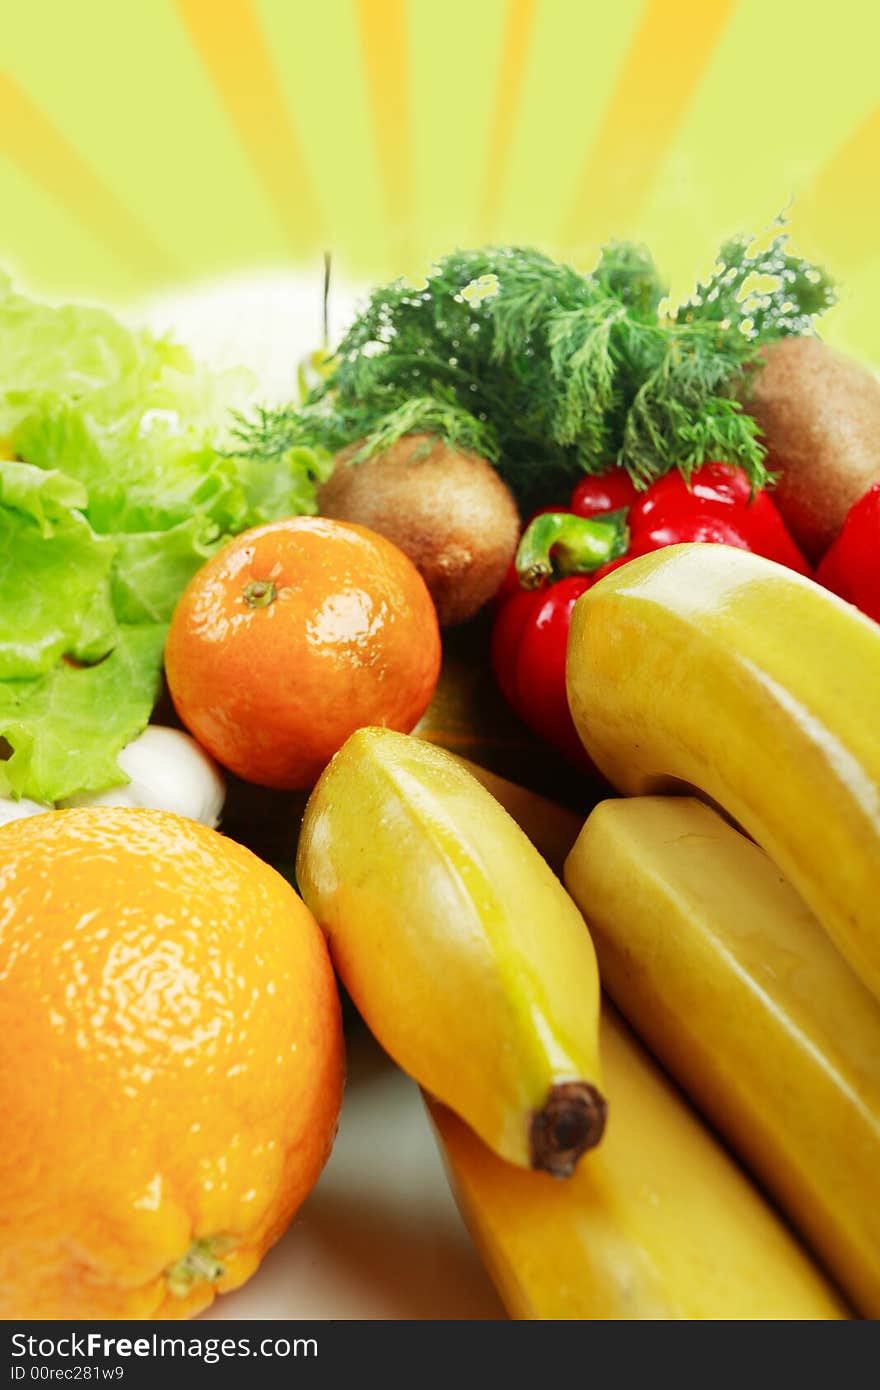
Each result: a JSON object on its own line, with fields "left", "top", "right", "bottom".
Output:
{"left": 2, "top": 0, "right": 878, "bottom": 362}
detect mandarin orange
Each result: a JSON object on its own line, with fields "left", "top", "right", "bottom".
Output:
{"left": 164, "top": 516, "right": 442, "bottom": 790}
{"left": 0, "top": 807, "right": 343, "bottom": 1320}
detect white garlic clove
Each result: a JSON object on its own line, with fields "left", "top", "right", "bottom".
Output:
{"left": 60, "top": 726, "right": 226, "bottom": 828}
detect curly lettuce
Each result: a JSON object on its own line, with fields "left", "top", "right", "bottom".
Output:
{"left": 0, "top": 274, "right": 331, "bottom": 802}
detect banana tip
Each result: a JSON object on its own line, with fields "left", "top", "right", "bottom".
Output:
{"left": 530, "top": 1082, "right": 607, "bottom": 1178}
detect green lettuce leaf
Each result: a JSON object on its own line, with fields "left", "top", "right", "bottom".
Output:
{"left": 0, "top": 456, "right": 87, "bottom": 528}
{"left": 0, "top": 627, "right": 167, "bottom": 802}
{"left": 111, "top": 516, "right": 222, "bottom": 626}
{"left": 0, "top": 462, "right": 116, "bottom": 679}
{"left": 231, "top": 443, "right": 334, "bottom": 525}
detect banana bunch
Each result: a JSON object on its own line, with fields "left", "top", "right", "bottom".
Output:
{"left": 561, "top": 545, "right": 880, "bottom": 1317}
{"left": 296, "top": 710, "right": 851, "bottom": 1317}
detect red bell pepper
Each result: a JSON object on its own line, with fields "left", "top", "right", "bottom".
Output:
{"left": 491, "top": 575, "right": 598, "bottom": 766}
{"left": 491, "top": 509, "right": 629, "bottom": 768}
{"left": 816, "top": 481, "right": 880, "bottom": 625}
{"left": 626, "top": 463, "right": 811, "bottom": 574}
{"left": 570, "top": 471, "right": 640, "bottom": 517}
{"left": 491, "top": 462, "right": 811, "bottom": 764}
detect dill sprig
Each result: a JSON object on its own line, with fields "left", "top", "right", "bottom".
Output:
{"left": 234, "top": 223, "right": 834, "bottom": 504}
{"left": 677, "top": 221, "right": 836, "bottom": 339}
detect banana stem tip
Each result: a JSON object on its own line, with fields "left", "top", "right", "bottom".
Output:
{"left": 530, "top": 1082, "right": 607, "bottom": 1178}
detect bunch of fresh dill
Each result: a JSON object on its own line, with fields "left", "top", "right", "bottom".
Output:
{"left": 234, "top": 224, "right": 835, "bottom": 506}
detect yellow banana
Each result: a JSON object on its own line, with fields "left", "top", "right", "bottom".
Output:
{"left": 566, "top": 544, "right": 880, "bottom": 1000}
{"left": 428, "top": 1004, "right": 848, "bottom": 1319}
{"left": 296, "top": 727, "right": 604, "bottom": 1174}
{"left": 564, "top": 795, "right": 880, "bottom": 1317}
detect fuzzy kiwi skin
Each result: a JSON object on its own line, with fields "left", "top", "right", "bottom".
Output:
{"left": 318, "top": 433, "right": 521, "bottom": 626}
{"left": 745, "top": 337, "right": 880, "bottom": 561}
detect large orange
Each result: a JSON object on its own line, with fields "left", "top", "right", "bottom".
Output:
{"left": 0, "top": 808, "right": 344, "bottom": 1320}
{"left": 165, "top": 516, "right": 442, "bottom": 789}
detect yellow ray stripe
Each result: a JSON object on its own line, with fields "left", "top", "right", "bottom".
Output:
{"left": 479, "top": 0, "right": 538, "bottom": 241}
{"left": 561, "top": 0, "right": 737, "bottom": 249}
{"left": 797, "top": 105, "right": 880, "bottom": 274}
{"left": 174, "top": 0, "right": 323, "bottom": 252}
{"left": 0, "top": 72, "right": 177, "bottom": 281}
{"left": 355, "top": 0, "right": 411, "bottom": 265}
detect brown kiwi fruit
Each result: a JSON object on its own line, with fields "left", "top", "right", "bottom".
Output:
{"left": 745, "top": 337, "right": 880, "bottom": 561}
{"left": 318, "top": 433, "right": 521, "bottom": 625}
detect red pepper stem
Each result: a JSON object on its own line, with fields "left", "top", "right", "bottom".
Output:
{"left": 515, "top": 510, "right": 629, "bottom": 590}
